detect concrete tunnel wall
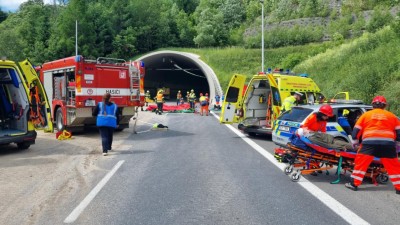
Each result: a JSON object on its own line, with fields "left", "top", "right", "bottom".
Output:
{"left": 137, "top": 50, "right": 223, "bottom": 104}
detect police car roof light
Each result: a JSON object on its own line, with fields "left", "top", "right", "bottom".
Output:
{"left": 299, "top": 73, "right": 308, "bottom": 77}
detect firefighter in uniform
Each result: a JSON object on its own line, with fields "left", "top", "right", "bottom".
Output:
{"left": 281, "top": 92, "right": 303, "bottom": 113}
{"left": 345, "top": 96, "right": 400, "bottom": 194}
{"left": 189, "top": 89, "right": 196, "bottom": 110}
{"left": 176, "top": 90, "right": 182, "bottom": 106}
{"left": 92, "top": 93, "right": 118, "bottom": 156}
{"left": 155, "top": 89, "right": 164, "bottom": 115}
{"left": 145, "top": 90, "right": 151, "bottom": 106}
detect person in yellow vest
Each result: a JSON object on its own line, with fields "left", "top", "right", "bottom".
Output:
{"left": 199, "top": 93, "right": 208, "bottom": 116}
{"left": 155, "top": 89, "right": 164, "bottom": 115}
{"left": 189, "top": 89, "right": 196, "bottom": 110}
{"left": 176, "top": 90, "right": 182, "bottom": 106}
{"left": 281, "top": 92, "right": 303, "bottom": 113}
{"left": 145, "top": 90, "right": 151, "bottom": 106}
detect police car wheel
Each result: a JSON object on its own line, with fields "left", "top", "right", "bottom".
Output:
{"left": 17, "top": 142, "right": 31, "bottom": 150}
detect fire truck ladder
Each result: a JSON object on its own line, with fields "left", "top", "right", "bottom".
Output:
{"left": 129, "top": 61, "right": 140, "bottom": 102}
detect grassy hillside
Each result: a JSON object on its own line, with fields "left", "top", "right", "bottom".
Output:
{"left": 175, "top": 43, "right": 335, "bottom": 91}
{"left": 294, "top": 26, "right": 400, "bottom": 115}
{"left": 166, "top": 26, "right": 399, "bottom": 115}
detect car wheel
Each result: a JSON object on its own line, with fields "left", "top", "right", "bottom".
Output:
{"left": 248, "top": 132, "right": 256, "bottom": 137}
{"left": 56, "top": 108, "right": 65, "bottom": 131}
{"left": 17, "top": 142, "right": 31, "bottom": 150}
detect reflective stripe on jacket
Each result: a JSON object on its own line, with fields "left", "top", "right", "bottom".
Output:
{"left": 96, "top": 102, "right": 117, "bottom": 128}
{"left": 352, "top": 108, "right": 400, "bottom": 144}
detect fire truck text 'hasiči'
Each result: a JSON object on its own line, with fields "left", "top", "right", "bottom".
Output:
{"left": 37, "top": 55, "right": 145, "bottom": 131}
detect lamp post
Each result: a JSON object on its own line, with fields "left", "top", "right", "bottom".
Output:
{"left": 260, "top": 0, "right": 264, "bottom": 73}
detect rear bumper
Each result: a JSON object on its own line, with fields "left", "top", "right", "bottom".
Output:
{"left": 238, "top": 124, "right": 273, "bottom": 135}
{"left": 272, "top": 134, "right": 289, "bottom": 147}
{"left": 0, "top": 130, "right": 36, "bottom": 145}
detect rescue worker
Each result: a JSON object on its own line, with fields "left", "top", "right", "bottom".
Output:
{"left": 214, "top": 94, "right": 221, "bottom": 110}
{"left": 300, "top": 104, "right": 334, "bottom": 175}
{"left": 176, "top": 90, "right": 182, "bottom": 106}
{"left": 145, "top": 90, "right": 151, "bottom": 107}
{"left": 338, "top": 109, "right": 352, "bottom": 136}
{"left": 186, "top": 91, "right": 190, "bottom": 103}
{"left": 345, "top": 96, "right": 400, "bottom": 194}
{"left": 281, "top": 92, "right": 303, "bottom": 113}
{"left": 92, "top": 93, "right": 118, "bottom": 156}
{"left": 205, "top": 93, "right": 210, "bottom": 114}
{"left": 317, "top": 94, "right": 326, "bottom": 104}
{"left": 189, "top": 89, "right": 196, "bottom": 110}
{"left": 155, "top": 89, "right": 164, "bottom": 115}
{"left": 199, "top": 93, "right": 208, "bottom": 116}
{"left": 301, "top": 104, "right": 333, "bottom": 134}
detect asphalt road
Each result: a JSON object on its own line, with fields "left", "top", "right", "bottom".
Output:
{"left": 1, "top": 109, "right": 400, "bottom": 225}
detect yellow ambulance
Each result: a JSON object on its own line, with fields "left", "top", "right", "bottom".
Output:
{"left": 0, "top": 59, "right": 52, "bottom": 149}
{"left": 220, "top": 70, "right": 323, "bottom": 136}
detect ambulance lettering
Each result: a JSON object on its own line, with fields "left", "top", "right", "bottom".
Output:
{"left": 106, "top": 89, "right": 120, "bottom": 95}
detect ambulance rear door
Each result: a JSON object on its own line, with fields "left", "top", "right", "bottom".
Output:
{"left": 18, "top": 59, "right": 53, "bottom": 132}
{"left": 266, "top": 74, "right": 281, "bottom": 126}
{"left": 220, "top": 74, "right": 246, "bottom": 124}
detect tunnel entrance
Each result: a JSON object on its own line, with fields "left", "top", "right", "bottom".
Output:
{"left": 138, "top": 51, "right": 222, "bottom": 103}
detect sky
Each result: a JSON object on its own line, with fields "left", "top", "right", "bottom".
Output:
{"left": 0, "top": 0, "right": 53, "bottom": 12}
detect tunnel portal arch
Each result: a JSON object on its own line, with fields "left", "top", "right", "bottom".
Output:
{"left": 137, "top": 51, "right": 223, "bottom": 104}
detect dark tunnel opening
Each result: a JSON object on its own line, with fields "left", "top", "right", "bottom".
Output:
{"left": 142, "top": 53, "right": 209, "bottom": 101}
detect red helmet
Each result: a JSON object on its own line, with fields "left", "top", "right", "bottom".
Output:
{"left": 319, "top": 104, "right": 333, "bottom": 117}
{"left": 371, "top": 95, "right": 387, "bottom": 105}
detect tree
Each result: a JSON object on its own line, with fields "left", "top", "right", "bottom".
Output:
{"left": 0, "top": 8, "right": 8, "bottom": 23}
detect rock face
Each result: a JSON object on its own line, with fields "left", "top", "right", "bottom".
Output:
{"left": 244, "top": 3, "right": 400, "bottom": 41}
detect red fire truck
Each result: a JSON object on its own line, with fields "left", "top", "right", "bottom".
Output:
{"left": 37, "top": 55, "right": 145, "bottom": 131}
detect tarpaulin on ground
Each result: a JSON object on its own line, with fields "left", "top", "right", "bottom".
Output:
{"left": 146, "top": 103, "right": 192, "bottom": 112}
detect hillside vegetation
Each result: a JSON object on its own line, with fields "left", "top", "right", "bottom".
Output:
{"left": 178, "top": 25, "right": 400, "bottom": 115}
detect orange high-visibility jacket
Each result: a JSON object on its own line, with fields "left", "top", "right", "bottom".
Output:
{"left": 301, "top": 113, "right": 327, "bottom": 133}
{"left": 353, "top": 108, "right": 400, "bottom": 143}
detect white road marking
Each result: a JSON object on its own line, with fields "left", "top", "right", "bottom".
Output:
{"left": 211, "top": 111, "right": 369, "bottom": 225}
{"left": 64, "top": 160, "right": 125, "bottom": 224}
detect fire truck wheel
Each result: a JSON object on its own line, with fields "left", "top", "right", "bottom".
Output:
{"left": 56, "top": 108, "right": 65, "bottom": 131}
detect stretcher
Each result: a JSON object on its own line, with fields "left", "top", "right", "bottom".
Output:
{"left": 275, "top": 135, "right": 389, "bottom": 184}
